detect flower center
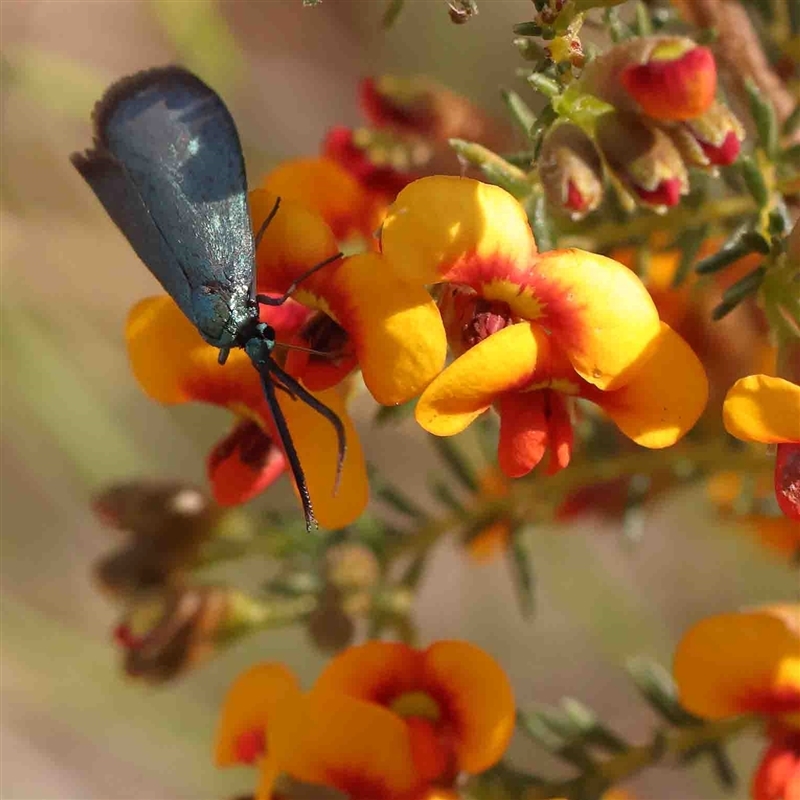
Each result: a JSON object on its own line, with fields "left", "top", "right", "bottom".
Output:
{"left": 389, "top": 690, "right": 441, "bottom": 721}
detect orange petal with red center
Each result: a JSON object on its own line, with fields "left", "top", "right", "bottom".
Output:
{"left": 126, "top": 296, "right": 262, "bottom": 410}
{"left": 326, "top": 252, "right": 447, "bottom": 404}
{"left": 497, "top": 391, "right": 549, "bottom": 478}
{"left": 250, "top": 188, "right": 341, "bottom": 310}
{"left": 214, "top": 662, "right": 301, "bottom": 767}
{"left": 380, "top": 176, "right": 536, "bottom": 286}
{"left": 673, "top": 606, "right": 800, "bottom": 721}
{"left": 269, "top": 691, "right": 421, "bottom": 800}
{"left": 529, "top": 249, "right": 662, "bottom": 390}
{"left": 423, "top": 640, "right": 515, "bottom": 774}
{"left": 723, "top": 375, "right": 800, "bottom": 444}
{"left": 592, "top": 323, "right": 708, "bottom": 448}
{"left": 275, "top": 385, "right": 368, "bottom": 530}
{"left": 260, "top": 157, "right": 374, "bottom": 242}
{"left": 207, "top": 419, "right": 286, "bottom": 506}
{"left": 416, "top": 323, "right": 555, "bottom": 437}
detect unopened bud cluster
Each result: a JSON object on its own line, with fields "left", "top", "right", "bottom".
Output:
{"left": 539, "top": 36, "right": 743, "bottom": 218}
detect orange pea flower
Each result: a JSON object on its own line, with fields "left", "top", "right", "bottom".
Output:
{"left": 380, "top": 177, "right": 708, "bottom": 478}
{"left": 215, "top": 640, "right": 514, "bottom": 799}
{"left": 313, "top": 640, "right": 515, "bottom": 784}
{"left": 673, "top": 606, "right": 800, "bottom": 726}
{"left": 250, "top": 186, "right": 446, "bottom": 406}
{"left": 126, "top": 295, "right": 367, "bottom": 530}
{"left": 723, "top": 375, "right": 800, "bottom": 520}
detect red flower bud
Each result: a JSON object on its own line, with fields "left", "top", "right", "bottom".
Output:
{"left": 595, "top": 111, "right": 689, "bottom": 209}
{"left": 539, "top": 122, "right": 604, "bottom": 219}
{"left": 672, "top": 100, "right": 744, "bottom": 167}
{"left": 620, "top": 40, "right": 717, "bottom": 121}
{"left": 775, "top": 442, "right": 800, "bottom": 521}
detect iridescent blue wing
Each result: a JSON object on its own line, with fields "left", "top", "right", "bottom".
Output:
{"left": 71, "top": 66, "right": 255, "bottom": 347}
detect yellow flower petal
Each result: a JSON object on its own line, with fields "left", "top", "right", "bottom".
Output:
{"left": 723, "top": 375, "right": 800, "bottom": 444}
{"left": 328, "top": 252, "right": 446, "bottom": 405}
{"left": 380, "top": 176, "right": 536, "bottom": 285}
{"left": 276, "top": 385, "right": 368, "bottom": 530}
{"left": 250, "top": 188, "right": 341, "bottom": 312}
{"left": 424, "top": 640, "right": 515, "bottom": 774}
{"left": 595, "top": 323, "right": 708, "bottom": 448}
{"left": 126, "top": 296, "right": 261, "bottom": 409}
{"left": 673, "top": 606, "right": 800, "bottom": 720}
{"left": 530, "top": 249, "right": 662, "bottom": 390}
{"left": 261, "top": 157, "right": 374, "bottom": 242}
{"left": 269, "top": 691, "right": 421, "bottom": 800}
{"left": 214, "top": 662, "right": 301, "bottom": 767}
{"left": 415, "top": 322, "right": 553, "bottom": 437}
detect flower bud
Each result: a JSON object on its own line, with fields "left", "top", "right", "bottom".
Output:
{"left": 92, "top": 481, "right": 220, "bottom": 597}
{"left": 325, "top": 542, "right": 380, "bottom": 616}
{"left": 580, "top": 37, "right": 716, "bottom": 122}
{"left": 306, "top": 584, "right": 355, "bottom": 653}
{"left": 115, "top": 586, "right": 232, "bottom": 682}
{"left": 595, "top": 111, "right": 689, "bottom": 209}
{"left": 207, "top": 419, "right": 285, "bottom": 507}
{"left": 775, "top": 442, "right": 800, "bottom": 521}
{"left": 539, "top": 122, "right": 604, "bottom": 219}
{"left": 671, "top": 100, "right": 744, "bottom": 167}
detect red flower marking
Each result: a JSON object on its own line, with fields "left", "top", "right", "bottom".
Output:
{"left": 113, "top": 623, "right": 142, "bottom": 650}
{"left": 207, "top": 420, "right": 286, "bottom": 506}
{"left": 441, "top": 251, "right": 588, "bottom": 359}
{"left": 737, "top": 685, "right": 800, "bottom": 717}
{"left": 566, "top": 179, "right": 590, "bottom": 212}
{"left": 234, "top": 727, "right": 266, "bottom": 764}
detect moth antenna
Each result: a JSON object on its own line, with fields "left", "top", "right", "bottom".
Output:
{"left": 256, "top": 251, "right": 343, "bottom": 307}
{"left": 269, "top": 361, "right": 346, "bottom": 497}
{"left": 257, "top": 366, "right": 317, "bottom": 531}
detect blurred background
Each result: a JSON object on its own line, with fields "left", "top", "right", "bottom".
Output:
{"left": 1, "top": 2, "right": 796, "bottom": 798}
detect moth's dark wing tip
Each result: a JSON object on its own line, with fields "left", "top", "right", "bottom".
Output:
{"left": 70, "top": 147, "right": 115, "bottom": 180}
{"left": 91, "top": 65, "right": 215, "bottom": 145}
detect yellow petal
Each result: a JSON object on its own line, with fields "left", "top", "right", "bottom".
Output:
{"left": 214, "top": 662, "right": 301, "bottom": 767}
{"left": 250, "top": 188, "right": 341, "bottom": 311}
{"left": 723, "top": 375, "right": 800, "bottom": 444}
{"left": 530, "top": 249, "right": 662, "bottom": 390}
{"left": 596, "top": 323, "right": 708, "bottom": 448}
{"left": 269, "top": 691, "right": 421, "bottom": 800}
{"left": 415, "top": 323, "right": 553, "bottom": 436}
{"left": 673, "top": 606, "right": 800, "bottom": 720}
{"left": 277, "top": 385, "right": 368, "bottom": 530}
{"left": 380, "top": 176, "right": 536, "bottom": 285}
{"left": 328, "top": 252, "right": 446, "bottom": 405}
{"left": 261, "top": 157, "right": 373, "bottom": 242}
{"left": 423, "top": 640, "right": 515, "bottom": 774}
{"left": 126, "top": 296, "right": 261, "bottom": 409}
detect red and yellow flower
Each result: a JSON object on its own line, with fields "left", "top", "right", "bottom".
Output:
{"left": 673, "top": 605, "right": 800, "bottom": 726}
{"left": 723, "top": 375, "right": 800, "bottom": 520}
{"left": 214, "top": 640, "right": 515, "bottom": 799}
{"left": 379, "top": 176, "right": 707, "bottom": 478}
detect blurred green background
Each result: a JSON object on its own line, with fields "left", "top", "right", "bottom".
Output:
{"left": 1, "top": 2, "right": 796, "bottom": 798}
